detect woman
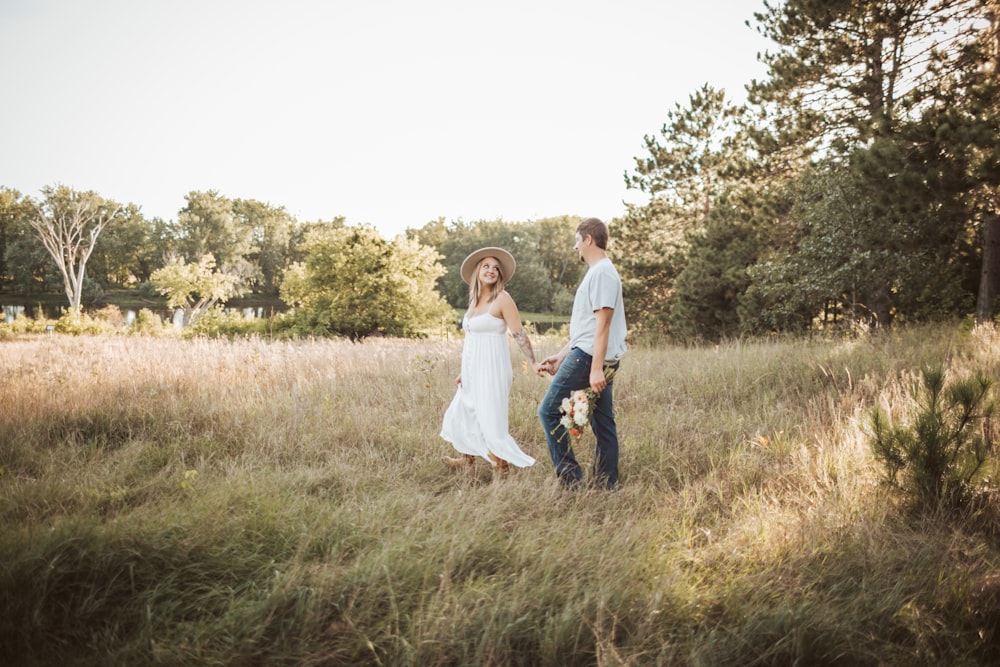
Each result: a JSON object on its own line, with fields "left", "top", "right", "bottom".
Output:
{"left": 440, "top": 247, "right": 540, "bottom": 475}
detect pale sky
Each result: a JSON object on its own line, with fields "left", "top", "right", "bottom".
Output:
{"left": 0, "top": 0, "right": 770, "bottom": 238}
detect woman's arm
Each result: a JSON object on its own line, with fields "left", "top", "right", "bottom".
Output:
{"left": 496, "top": 291, "right": 541, "bottom": 372}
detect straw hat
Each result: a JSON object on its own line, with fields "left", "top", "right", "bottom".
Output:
{"left": 459, "top": 247, "right": 516, "bottom": 284}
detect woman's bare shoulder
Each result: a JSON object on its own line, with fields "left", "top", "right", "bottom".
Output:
{"left": 489, "top": 291, "right": 517, "bottom": 319}
{"left": 497, "top": 290, "right": 515, "bottom": 303}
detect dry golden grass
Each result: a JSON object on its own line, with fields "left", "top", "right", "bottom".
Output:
{"left": 2, "top": 324, "right": 999, "bottom": 665}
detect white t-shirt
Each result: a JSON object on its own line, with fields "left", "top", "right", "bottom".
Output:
{"left": 568, "top": 257, "right": 627, "bottom": 362}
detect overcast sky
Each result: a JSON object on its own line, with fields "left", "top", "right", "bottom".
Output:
{"left": 0, "top": 0, "right": 770, "bottom": 238}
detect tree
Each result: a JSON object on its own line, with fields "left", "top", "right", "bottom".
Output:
{"left": 29, "top": 185, "right": 123, "bottom": 310}
{"left": 232, "top": 198, "right": 296, "bottom": 296}
{"left": 281, "top": 224, "right": 450, "bottom": 339}
{"left": 748, "top": 0, "right": 989, "bottom": 326}
{"left": 150, "top": 254, "right": 246, "bottom": 326}
{"left": 409, "top": 217, "right": 580, "bottom": 314}
{"left": 174, "top": 190, "right": 254, "bottom": 273}
{"left": 87, "top": 204, "right": 165, "bottom": 287}
{"left": 619, "top": 85, "right": 753, "bottom": 335}
{"left": 669, "top": 205, "right": 761, "bottom": 340}
{"left": 925, "top": 0, "right": 1000, "bottom": 322}
{"left": 0, "top": 187, "right": 36, "bottom": 290}
{"left": 613, "top": 199, "right": 685, "bottom": 335}
{"left": 744, "top": 135, "right": 977, "bottom": 332}
{"left": 750, "top": 0, "right": 983, "bottom": 155}
{"left": 870, "top": 365, "right": 994, "bottom": 510}
{"left": 627, "top": 84, "right": 746, "bottom": 213}
{"left": 745, "top": 165, "right": 885, "bottom": 331}
{"left": 532, "top": 216, "right": 586, "bottom": 293}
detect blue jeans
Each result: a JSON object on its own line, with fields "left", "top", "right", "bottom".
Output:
{"left": 538, "top": 347, "right": 620, "bottom": 489}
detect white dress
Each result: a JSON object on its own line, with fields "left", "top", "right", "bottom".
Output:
{"left": 440, "top": 313, "right": 536, "bottom": 467}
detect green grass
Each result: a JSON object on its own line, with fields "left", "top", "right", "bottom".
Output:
{"left": 2, "top": 324, "right": 999, "bottom": 665}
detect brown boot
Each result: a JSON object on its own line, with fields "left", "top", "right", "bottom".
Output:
{"left": 488, "top": 453, "right": 510, "bottom": 478}
{"left": 444, "top": 454, "right": 475, "bottom": 468}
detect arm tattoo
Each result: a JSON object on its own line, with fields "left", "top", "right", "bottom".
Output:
{"left": 512, "top": 330, "right": 535, "bottom": 363}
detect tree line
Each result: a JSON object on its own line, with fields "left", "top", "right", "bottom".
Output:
{"left": 3, "top": 1, "right": 999, "bottom": 341}
{"left": 0, "top": 185, "right": 586, "bottom": 337}
{"left": 616, "top": 0, "right": 1000, "bottom": 339}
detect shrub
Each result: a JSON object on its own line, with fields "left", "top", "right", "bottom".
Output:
{"left": 135, "top": 281, "right": 160, "bottom": 299}
{"left": 870, "top": 366, "right": 996, "bottom": 510}
{"left": 182, "top": 305, "right": 269, "bottom": 339}
{"left": 0, "top": 312, "right": 54, "bottom": 336}
{"left": 54, "top": 308, "right": 118, "bottom": 335}
{"left": 129, "top": 308, "right": 169, "bottom": 336}
{"left": 91, "top": 304, "right": 125, "bottom": 328}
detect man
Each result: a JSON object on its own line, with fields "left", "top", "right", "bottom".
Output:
{"left": 537, "top": 218, "right": 627, "bottom": 489}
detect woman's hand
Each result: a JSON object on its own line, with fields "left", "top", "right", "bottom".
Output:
{"left": 539, "top": 349, "right": 566, "bottom": 376}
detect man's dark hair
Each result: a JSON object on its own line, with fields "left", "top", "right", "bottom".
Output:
{"left": 576, "top": 217, "right": 608, "bottom": 250}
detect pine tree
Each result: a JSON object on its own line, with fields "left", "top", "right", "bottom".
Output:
{"left": 747, "top": 0, "right": 989, "bottom": 328}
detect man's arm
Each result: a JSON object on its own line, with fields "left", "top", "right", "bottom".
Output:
{"left": 539, "top": 342, "right": 571, "bottom": 376}
{"left": 590, "top": 307, "right": 613, "bottom": 393}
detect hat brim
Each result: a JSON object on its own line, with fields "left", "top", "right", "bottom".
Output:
{"left": 459, "top": 247, "right": 516, "bottom": 284}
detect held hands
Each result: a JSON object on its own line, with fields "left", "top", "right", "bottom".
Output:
{"left": 535, "top": 355, "right": 561, "bottom": 377}
{"left": 533, "top": 358, "right": 608, "bottom": 396}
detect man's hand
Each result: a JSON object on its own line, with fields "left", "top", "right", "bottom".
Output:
{"left": 538, "top": 355, "right": 561, "bottom": 376}
{"left": 590, "top": 368, "right": 607, "bottom": 395}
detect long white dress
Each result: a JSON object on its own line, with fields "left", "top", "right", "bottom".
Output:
{"left": 440, "top": 313, "right": 536, "bottom": 467}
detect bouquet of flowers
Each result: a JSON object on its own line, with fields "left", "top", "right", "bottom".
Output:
{"left": 555, "top": 368, "right": 616, "bottom": 445}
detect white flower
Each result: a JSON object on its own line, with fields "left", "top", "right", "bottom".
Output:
{"left": 560, "top": 397, "right": 572, "bottom": 414}
{"left": 560, "top": 415, "right": 573, "bottom": 430}
{"left": 573, "top": 407, "right": 589, "bottom": 426}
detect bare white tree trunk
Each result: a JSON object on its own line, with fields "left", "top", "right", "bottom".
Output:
{"left": 30, "top": 187, "right": 121, "bottom": 311}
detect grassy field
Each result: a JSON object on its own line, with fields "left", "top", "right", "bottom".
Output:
{"left": 2, "top": 324, "right": 999, "bottom": 665}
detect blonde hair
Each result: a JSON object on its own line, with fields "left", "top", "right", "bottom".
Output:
{"left": 468, "top": 257, "right": 507, "bottom": 308}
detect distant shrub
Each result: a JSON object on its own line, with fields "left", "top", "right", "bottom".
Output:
{"left": 183, "top": 306, "right": 269, "bottom": 339}
{"left": 54, "top": 308, "right": 117, "bottom": 335}
{"left": 81, "top": 278, "right": 105, "bottom": 308}
{"left": 0, "top": 312, "right": 54, "bottom": 336}
{"left": 550, "top": 285, "right": 575, "bottom": 316}
{"left": 129, "top": 308, "right": 169, "bottom": 336}
{"left": 870, "top": 366, "right": 997, "bottom": 510}
{"left": 136, "top": 281, "right": 160, "bottom": 299}
{"left": 262, "top": 311, "right": 298, "bottom": 338}
{"left": 91, "top": 305, "right": 125, "bottom": 328}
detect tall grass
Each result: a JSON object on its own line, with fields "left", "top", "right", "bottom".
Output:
{"left": 2, "top": 324, "right": 999, "bottom": 665}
